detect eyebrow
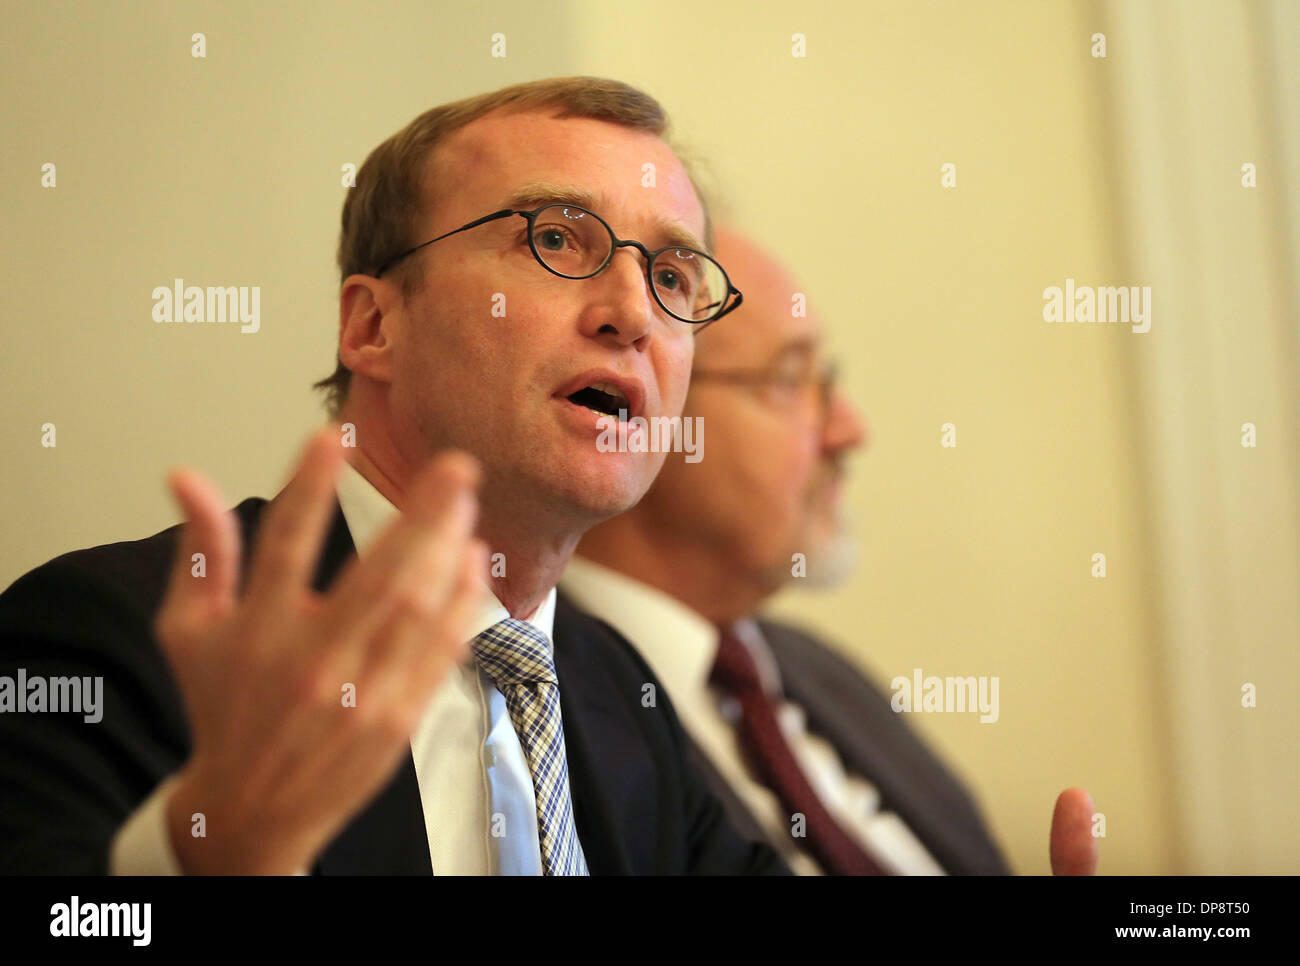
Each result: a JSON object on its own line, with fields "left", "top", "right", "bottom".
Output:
{"left": 498, "top": 180, "right": 708, "bottom": 254}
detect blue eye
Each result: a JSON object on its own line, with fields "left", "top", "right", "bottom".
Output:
{"left": 537, "top": 228, "right": 567, "bottom": 252}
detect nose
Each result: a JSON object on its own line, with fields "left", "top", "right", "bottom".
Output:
{"left": 577, "top": 246, "right": 656, "bottom": 348}
{"left": 822, "top": 385, "right": 868, "bottom": 454}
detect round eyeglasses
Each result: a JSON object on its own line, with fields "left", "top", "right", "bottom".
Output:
{"left": 372, "top": 203, "right": 743, "bottom": 328}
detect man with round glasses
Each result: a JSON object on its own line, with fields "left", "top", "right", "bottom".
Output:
{"left": 0, "top": 77, "right": 783, "bottom": 876}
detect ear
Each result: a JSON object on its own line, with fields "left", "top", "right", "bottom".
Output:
{"left": 338, "top": 274, "right": 399, "bottom": 384}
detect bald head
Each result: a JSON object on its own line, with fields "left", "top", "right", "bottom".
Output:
{"left": 695, "top": 226, "right": 817, "bottom": 371}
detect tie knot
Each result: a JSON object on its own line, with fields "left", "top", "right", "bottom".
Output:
{"left": 471, "top": 618, "right": 557, "bottom": 687}
{"left": 709, "top": 624, "right": 764, "bottom": 697}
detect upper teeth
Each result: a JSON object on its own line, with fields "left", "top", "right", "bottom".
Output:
{"left": 589, "top": 382, "right": 627, "bottom": 404}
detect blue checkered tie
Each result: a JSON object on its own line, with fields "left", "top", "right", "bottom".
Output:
{"left": 471, "top": 618, "right": 589, "bottom": 876}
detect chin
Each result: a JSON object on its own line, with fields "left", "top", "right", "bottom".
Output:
{"left": 552, "top": 450, "right": 654, "bottom": 521}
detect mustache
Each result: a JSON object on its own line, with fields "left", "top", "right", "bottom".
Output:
{"left": 808, "top": 460, "right": 847, "bottom": 497}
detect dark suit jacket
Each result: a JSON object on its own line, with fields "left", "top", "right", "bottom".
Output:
{"left": 0, "top": 496, "right": 787, "bottom": 875}
{"left": 683, "top": 620, "right": 1011, "bottom": 875}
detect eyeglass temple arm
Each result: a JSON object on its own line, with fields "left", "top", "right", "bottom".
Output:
{"left": 375, "top": 209, "right": 520, "bottom": 277}
{"left": 448, "top": 208, "right": 519, "bottom": 236}
{"left": 692, "top": 357, "right": 836, "bottom": 385}
{"left": 691, "top": 288, "right": 743, "bottom": 331}
{"left": 690, "top": 368, "right": 789, "bottom": 385}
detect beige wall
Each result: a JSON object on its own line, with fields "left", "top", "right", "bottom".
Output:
{"left": 4, "top": 1, "right": 1291, "bottom": 874}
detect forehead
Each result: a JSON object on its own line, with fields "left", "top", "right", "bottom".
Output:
{"left": 427, "top": 109, "right": 707, "bottom": 251}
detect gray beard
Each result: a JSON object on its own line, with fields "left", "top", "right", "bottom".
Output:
{"left": 797, "top": 517, "right": 859, "bottom": 589}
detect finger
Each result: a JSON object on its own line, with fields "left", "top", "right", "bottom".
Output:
{"left": 322, "top": 450, "right": 480, "bottom": 649}
{"left": 242, "top": 426, "right": 346, "bottom": 615}
{"left": 1050, "top": 787, "right": 1099, "bottom": 875}
{"left": 397, "top": 538, "right": 490, "bottom": 707}
{"left": 278, "top": 508, "right": 483, "bottom": 763}
{"left": 355, "top": 527, "right": 482, "bottom": 687}
{"left": 159, "top": 466, "right": 241, "bottom": 627}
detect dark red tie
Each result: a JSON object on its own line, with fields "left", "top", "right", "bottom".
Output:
{"left": 709, "top": 624, "right": 889, "bottom": 875}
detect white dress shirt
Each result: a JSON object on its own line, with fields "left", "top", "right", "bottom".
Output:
{"left": 111, "top": 461, "right": 558, "bottom": 875}
{"left": 559, "top": 555, "right": 945, "bottom": 876}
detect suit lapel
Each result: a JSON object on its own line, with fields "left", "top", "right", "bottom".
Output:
{"left": 300, "top": 498, "right": 434, "bottom": 875}
{"left": 765, "top": 637, "right": 900, "bottom": 792}
{"left": 314, "top": 752, "right": 433, "bottom": 875}
{"left": 552, "top": 595, "right": 633, "bottom": 874}
{"left": 761, "top": 622, "right": 1005, "bottom": 875}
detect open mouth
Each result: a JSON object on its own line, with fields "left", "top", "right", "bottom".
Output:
{"left": 566, "top": 382, "right": 631, "bottom": 421}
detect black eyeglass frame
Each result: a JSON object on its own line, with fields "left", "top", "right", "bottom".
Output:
{"left": 371, "top": 204, "right": 744, "bottom": 328}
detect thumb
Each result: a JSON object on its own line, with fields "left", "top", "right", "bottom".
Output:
{"left": 1050, "top": 787, "right": 1099, "bottom": 875}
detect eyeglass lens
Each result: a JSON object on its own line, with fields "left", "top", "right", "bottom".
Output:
{"left": 530, "top": 205, "right": 729, "bottom": 323}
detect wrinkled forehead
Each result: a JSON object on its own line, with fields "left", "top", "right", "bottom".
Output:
{"left": 424, "top": 108, "right": 708, "bottom": 251}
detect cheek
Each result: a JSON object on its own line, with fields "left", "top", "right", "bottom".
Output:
{"left": 408, "top": 287, "right": 514, "bottom": 390}
{"left": 659, "top": 342, "right": 695, "bottom": 414}
{"left": 744, "top": 426, "right": 819, "bottom": 528}
{"left": 704, "top": 415, "right": 790, "bottom": 511}
{"left": 789, "top": 429, "right": 822, "bottom": 486}
{"left": 738, "top": 410, "right": 813, "bottom": 475}
{"left": 389, "top": 319, "right": 434, "bottom": 398}
{"left": 770, "top": 447, "right": 811, "bottom": 510}
{"left": 398, "top": 320, "right": 462, "bottom": 403}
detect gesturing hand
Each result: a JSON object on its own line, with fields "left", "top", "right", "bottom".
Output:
{"left": 154, "top": 427, "right": 487, "bottom": 874}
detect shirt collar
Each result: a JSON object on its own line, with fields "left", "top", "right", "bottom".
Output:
{"left": 559, "top": 555, "right": 720, "bottom": 700}
{"left": 334, "top": 458, "right": 555, "bottom": 643}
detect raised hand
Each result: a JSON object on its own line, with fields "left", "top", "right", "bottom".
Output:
{"left": 154, "top": 426, "right": 487, "bottom": 874}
